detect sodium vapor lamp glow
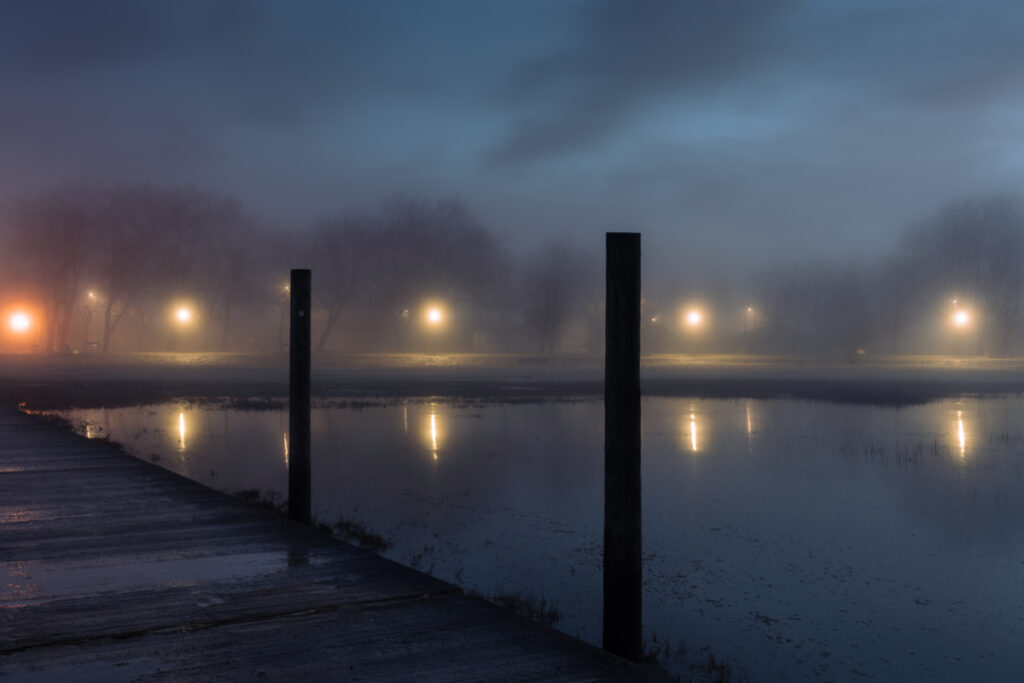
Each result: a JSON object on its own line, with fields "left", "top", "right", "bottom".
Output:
{"left": 8, "top": 312, "right": 31, "bottom": 333}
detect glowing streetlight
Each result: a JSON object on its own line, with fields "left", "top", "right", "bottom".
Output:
{"left": 952, "top": 310, "right": 970, "bottom": 327}
{"left": 8, "top": 312, "right": 31, "bottom": 333}
{"left": 685, "top": 309, "right": 702, "bottom": 327}
{"left": 175, "top": 306, "right": 193, "bottom": 324}
{"left": 423, "top": 304, "right": 446, "bottom": 328}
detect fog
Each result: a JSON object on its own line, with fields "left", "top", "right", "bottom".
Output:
{"left": 1, "top": 186, "right": 1021, "bottom": 357}
{"left": 2, "top": 2, "right": 1024, "bottom": 355}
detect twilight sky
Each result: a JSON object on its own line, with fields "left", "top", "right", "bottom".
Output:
{"left": 3, "top": 0, "right": 1024, "bottom": 275}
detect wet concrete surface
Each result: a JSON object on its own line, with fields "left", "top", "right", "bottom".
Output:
{"left": 0, "top": 407, "right": 661, "bottom": 681}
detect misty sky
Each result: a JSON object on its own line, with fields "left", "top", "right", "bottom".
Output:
{"left": 4, "top": 0, "right": 1024, "bottom": 275}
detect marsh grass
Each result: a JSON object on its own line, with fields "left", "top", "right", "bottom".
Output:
{"left": 466, "top": 587, "right": 562, "bottom": 627}
{"left": 231, "top": 491, "right": 395, "bottom": 552}
{"left": 234, "top": 488, "right": 288, "bottom": 514}
{"left": 332, "top": 514, "right": 393, "bottom": 552}
{"left": 642, "top": 635, "right": 749, "bottom": 683}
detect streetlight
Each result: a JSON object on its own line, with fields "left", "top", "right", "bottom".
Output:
{"left": 947, "top": 298, "right": 976, "bottom": 356}
{"left": 8, "top": 312, "right": 31, "bottom": 334}
{"left": 83, "top": 291, "right": 99, "bottom": 349}
{"left": 422, "top": 303, "right": 446, "bottom": 328}
{"left": 684, "top": 308, "right": 703, "bottom": 328}
{"left": 169, "top": 303, "right": 198, "bottom": 352}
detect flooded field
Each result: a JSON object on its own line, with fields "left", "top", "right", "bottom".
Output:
{"left": 53, "top": 396, "right": 1024, "bottom": 682}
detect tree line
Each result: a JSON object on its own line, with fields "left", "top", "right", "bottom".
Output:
{"left": 695, "top": 195, "right": 1024, "bottom": 357}
{"left": 2, "top": 184, "right": 1022, "bottom": 356}
{"left": 0, "top": 185, "right": 594, "bottom": 354}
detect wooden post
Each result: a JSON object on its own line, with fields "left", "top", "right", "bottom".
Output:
{"left": 603, "top": 232, "right": 642, "bottom": 661}
{"left": 289, "top": 269, "right": 312, "bottom": 525}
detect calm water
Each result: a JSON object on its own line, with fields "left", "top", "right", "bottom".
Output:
{"left": 56, "top": 397, "right": 1024, "bottom": 682}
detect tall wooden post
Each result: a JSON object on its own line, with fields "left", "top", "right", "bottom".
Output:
{"left": 289, "top": 269, "right": 312, "bottom": 525}
{"left": 603, "top": 232, "right": 642, "bottom": 661}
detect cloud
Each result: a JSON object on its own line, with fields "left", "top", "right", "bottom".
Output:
{"left": 0, "top": 1, "right": 398, "bottom": 129}
{"left": 4, "top": 0, "right": 1024, "bottom": 271}
{"left": 487, "top": 0, "right": 1024, "bottom": 167}
{"left": 488, "top": 0, "right": 794, "bottom": 165}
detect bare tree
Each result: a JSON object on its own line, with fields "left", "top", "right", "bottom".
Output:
{"left": 756, "top": 262, "right": 873, "bottom": 354}
{"left": 92, "top": 188, "right": 157, "bottom": 352}
{"left": 309, "top": 213, "right": 376, "bottom": 351}
{"left": 191, "top": 203, "right": 257, "bottom": 350}
{"left": 374, "top": 194, "right": 507, "bottom": 350}
{"left": 522, "top": 242, "right": 587, "bottom": 353}
{"left": 6, "top": 188, "right": 92, "bottom": 351}
{"left": 899, "top": 196, "right": 1024, "bottom": 356}
{"left": 92, "top": 185, "right": 241, "bottom": 351}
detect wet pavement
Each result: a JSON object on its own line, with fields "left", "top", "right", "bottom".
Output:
{"left": 0, "top": 407, "right": 660, "bottom": 681}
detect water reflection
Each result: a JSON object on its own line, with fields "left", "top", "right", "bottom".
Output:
{"left": 745, "top": 400, "right": 754, "bottom": 452}
{"left": 3, "top": 560, "right": 39, "bottom": 605}
{"left": 682, "top": 408, "right": 699, "bottom": 453}
{"left": 177, "top": 411, "right": 187, "bottom": 451}
{"left": 283, "top": 432, "right": 289, "bottom": 466}
{"left": 46, "top": 396, "right": 1024, "bottom": 682}
{"left": 423, "top": 409, "right": 444, "bottom": 462}
{"left": 956, "top": 409, "right": 967, "bottom": 458}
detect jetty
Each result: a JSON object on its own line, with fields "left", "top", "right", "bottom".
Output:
{"left": 0, "top": 407, "right": 660, "bottom": 680}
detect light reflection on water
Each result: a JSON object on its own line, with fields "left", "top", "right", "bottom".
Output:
{"left": 58, "top": 396, "right": 1024, "bottom": 682}
{"left": 684, "top": 410, "right": 698, "bottom": 453}
{"left": 177, "top": 411, "right": 186, "bottom": 452}
{"left": 428, "top": 409, "right": 441, "bottom": 461}
{"left": 956, "top": 408, "right": 967, "bottom": 457}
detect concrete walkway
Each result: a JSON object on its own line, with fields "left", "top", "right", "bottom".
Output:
{"left": 0, "top": 408, "right": 661, "bottom": 681}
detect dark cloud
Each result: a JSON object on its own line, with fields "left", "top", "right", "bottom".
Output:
{"left": 0, "top": 0, "right": 384, "bottom": 122}
{"left": 488, "top": 0, "right": 794, "bottom": 165}
{"left": 3, "top": 0, "right": 1024, "bottom": 274}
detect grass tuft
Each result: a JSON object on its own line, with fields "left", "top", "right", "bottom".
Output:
{"left": 333, "top": 514, "right": 393, "bottom": 552}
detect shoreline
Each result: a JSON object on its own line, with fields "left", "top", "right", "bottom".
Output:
{"left": 2, "top": 352, "right": 1023, "bottom": 409}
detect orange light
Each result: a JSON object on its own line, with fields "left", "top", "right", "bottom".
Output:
{"left": 176, "top": 307, "right": 192, "bottom": 323}
{"left": 8, "top": 312, "right": 31, "bottom": 333}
